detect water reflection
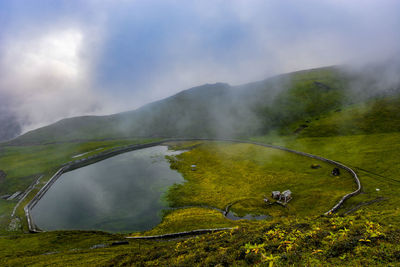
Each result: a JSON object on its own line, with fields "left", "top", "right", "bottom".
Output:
{"left": 31, "top": 146, "right": 184, "bottom": 233}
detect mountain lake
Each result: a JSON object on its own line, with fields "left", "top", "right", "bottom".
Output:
{"left": 30, "top": 146, "right": 185, "bottom": 233}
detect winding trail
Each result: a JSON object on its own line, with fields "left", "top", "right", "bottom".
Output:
{"left": 24, "top": 138, "right": 361, "bottom": 233}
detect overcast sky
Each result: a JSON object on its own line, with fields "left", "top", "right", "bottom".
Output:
{"left": 1, "top": 0, "right": 400, "bottom": 131}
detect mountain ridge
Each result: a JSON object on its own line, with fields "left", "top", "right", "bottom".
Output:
{"left": 4, "top": 64, "right": 400, "bottom": 145}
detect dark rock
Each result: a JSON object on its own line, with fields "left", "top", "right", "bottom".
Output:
{"left": 111, "top": 241, "right": 129, "bottom": 246}
{"left": 294, "top": 124, "right": 308, "bottom": 134}
{"left": 332, "top": 167, "right": 340, "bottom": 176}
{"left": 311, "top": 164, "right": 321, "bottom": 169}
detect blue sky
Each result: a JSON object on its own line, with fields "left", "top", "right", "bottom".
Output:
{"left": 1, "top": 0, "right": 400, "bottom": 131}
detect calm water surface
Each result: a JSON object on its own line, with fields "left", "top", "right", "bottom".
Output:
{"left": 31, "top": 146, "right": 184, "bottom": 233}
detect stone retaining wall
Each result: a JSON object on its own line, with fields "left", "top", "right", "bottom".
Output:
{"left": 126, "top": 227, "right": 235, "bottom": 240}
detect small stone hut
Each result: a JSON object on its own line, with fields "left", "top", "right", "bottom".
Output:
{"left": 280, "top": 190, "right": 292, "bottom": 203}
{"left": 271, "top": 191, "right": 281, "bottom": 199}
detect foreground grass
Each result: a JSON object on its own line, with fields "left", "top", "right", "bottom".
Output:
{"left": 1, "top": 135, "right": 400, "bottom": 265}
{"left": 131, "top": 207, "right": 238, "bottom": 237}
{"left": 166, "top": 141, "right": 355, "bottom": 218}
{"left": 2, "top": 211, "right": 400, "bottom": 266}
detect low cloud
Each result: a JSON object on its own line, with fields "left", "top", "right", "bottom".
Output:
{"left": 0, "top": 0, "right": 399, "bottom": 135}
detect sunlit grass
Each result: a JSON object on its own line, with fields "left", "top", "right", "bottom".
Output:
{"left": 132, "top": 207, "right": 237, "bottom": 236}
{"left": 166, "top": 141, "right": 355, "bottom": 218}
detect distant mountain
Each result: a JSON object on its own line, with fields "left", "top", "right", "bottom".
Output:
{"left": 5, "top": 63, "right": 400, "bottom": 146}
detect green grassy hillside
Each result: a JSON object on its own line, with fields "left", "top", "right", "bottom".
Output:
{"left": 1, "top": 64, "right": 400, "bottom": 265}
{"left": 9, "top": 64, "right": 399, "bottom": 146}
{"left": 289, "top": 95, "right": 400, "bottom": 137}
{"left": 4, "top": 66, "right": 366, "bottom": 145}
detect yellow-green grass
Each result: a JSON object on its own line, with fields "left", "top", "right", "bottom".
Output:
{"left": 131, "top": 207, "right": 238, "bottom": 237}
{"left": 0, "top": 230, "right": 128, "bottom": 266}
{"left": 2, "top": 211, "right": 400, "bottom": 266}
{"left": 252, "top": 132, "right": 400, "bottom": 223}
{"left": 166, "top": 141, "right": 356, "bottom": 218}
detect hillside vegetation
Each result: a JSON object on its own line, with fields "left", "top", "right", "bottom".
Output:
{"left": 1, "top": 64, "right": 400, "bottom": 265}
{"left": 7, "top": 62, "right": 400, "bottom": 146}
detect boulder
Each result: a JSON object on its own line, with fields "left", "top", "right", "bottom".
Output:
{"left": 332, "top": 167, "right": 340, "bottom": 176}
{"left": 311, "top": 164, "right": 321, "bottom": 169}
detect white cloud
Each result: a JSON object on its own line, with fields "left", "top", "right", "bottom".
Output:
{"left": 4, "top": 29, "right": 84, "bottom": 91}
{"left": 0, "top": 28, "right": 106, "bottom": 132}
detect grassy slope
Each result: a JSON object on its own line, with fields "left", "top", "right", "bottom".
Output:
{"left": 254, "top": 91, "right": 400, "bottom": 225}
{"left": 252, "top": 133, "right": 400, "bottom": 223}
{"left": 0, "top": 137, "right": 399, "bottom": 265}
{"left": 1, "top": 210, "right": 399, "bottom": 266}
{"left": 138, "top": 207, "right": 238, "bottom": 236}
{"left": 292, "top": 95, "right": 400, "bottom": 137}
{"left": 7, "top": 66, "right": 357, "bottom": 145}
